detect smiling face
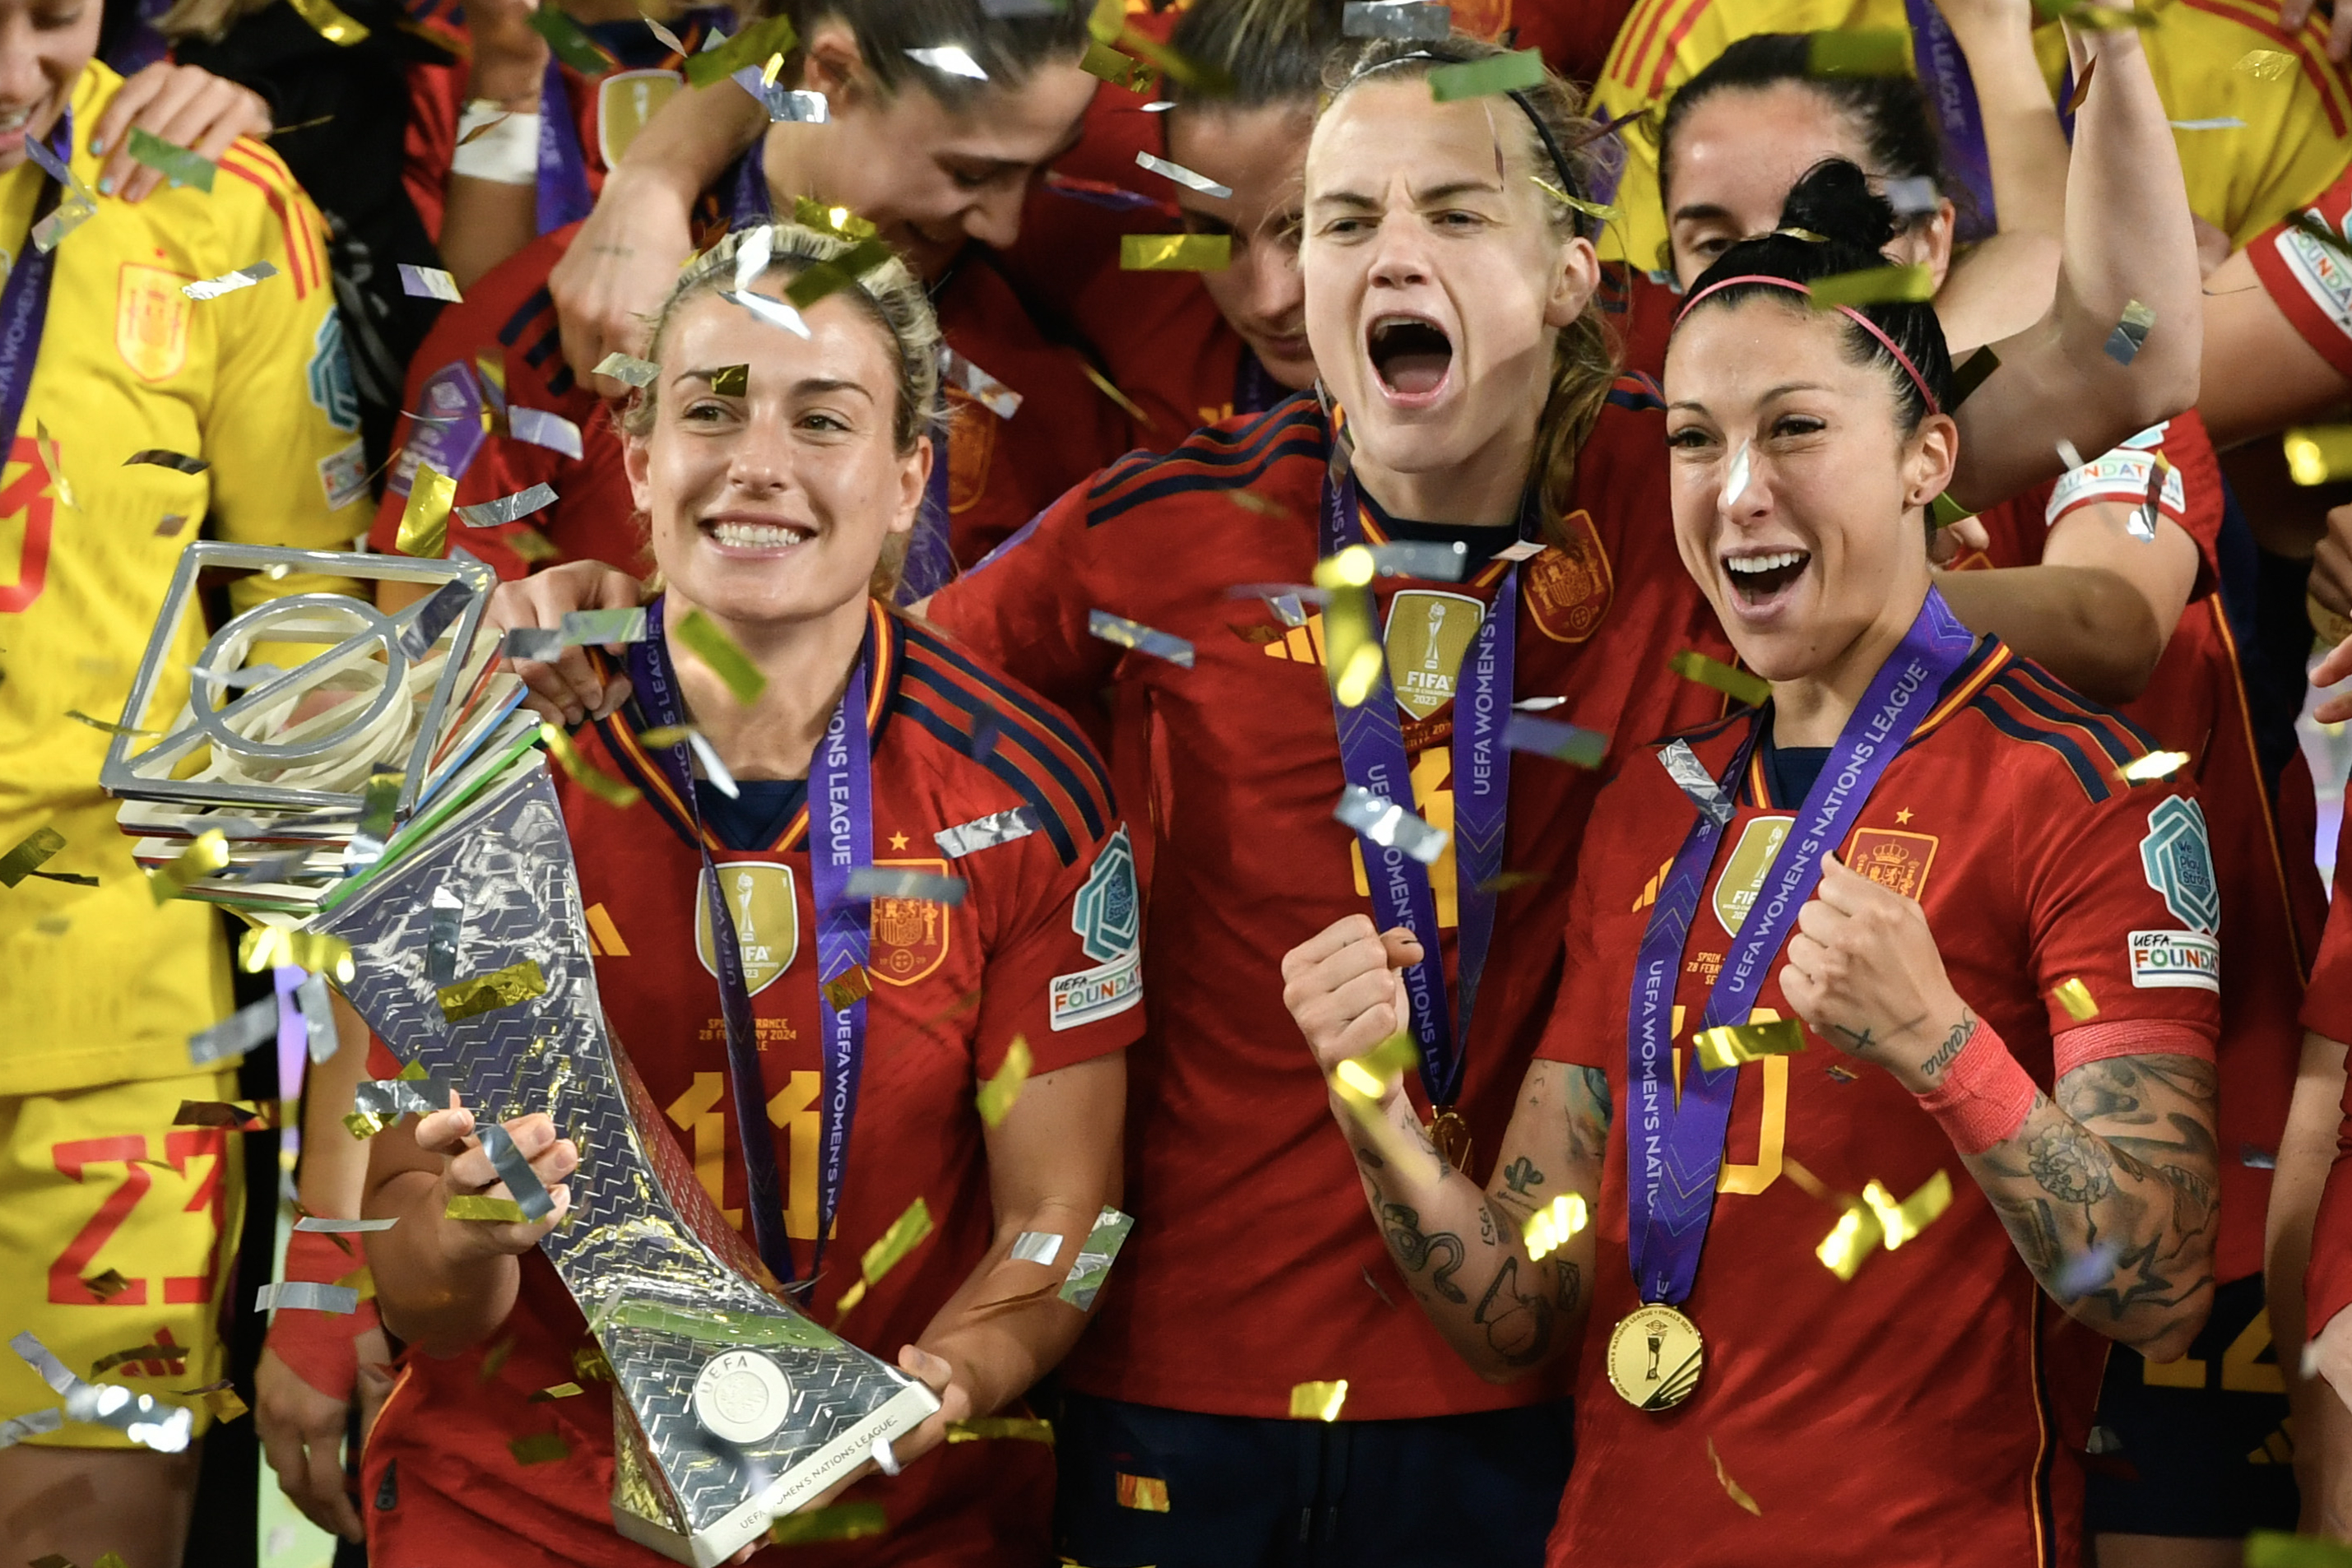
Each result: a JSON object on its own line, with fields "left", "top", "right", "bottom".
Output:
{"left": 1663, "top": 294, "right": 1955, "bottom": 682}
{"left": 0, "top": 0, "right": 95, "bottom": 173}
{"left": 1662, "top": 81, "right": 1951, "bottom": 290}
{"left": 1302, "top": 78, "right": 1597, "bottom": 518}
{"left": 793, "top": 26, "right": 1097, "bottom": 277}
{"left": 1167, "top": 102, "right": 1315, "bottom": 390}
{"left": 625, "top": 285, "right": 928, "bottom": 632}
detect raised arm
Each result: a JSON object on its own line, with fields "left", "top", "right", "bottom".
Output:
{"left": 1928, "top": 0, "right": 2068, "bottom": 351}
{"left": 1281, "top": 917, "right": 1602, "bottom": 1382}
{"left": 1951, "top": 21, "right": 2201, "bottom": 508}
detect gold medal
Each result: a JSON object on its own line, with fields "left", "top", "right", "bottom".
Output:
{"left": 2310, "top": 591, "right": 2352, "bottom": 651}
{"left": 1607, "top": 1303, "right": 1704, "bottom": 1412}
{"left": 1431, "top": 1107, "right": 1473, "bottom": 1172}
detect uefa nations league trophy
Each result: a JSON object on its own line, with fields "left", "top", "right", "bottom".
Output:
{"left": 104, "top": 545, "right": 938, "bottom": 1566}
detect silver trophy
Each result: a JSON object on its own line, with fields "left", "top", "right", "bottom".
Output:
{"left": 104, "top": 546, "right": 936, "bottom": 1565}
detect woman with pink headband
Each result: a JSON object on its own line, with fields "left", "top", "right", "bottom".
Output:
{"left": 1282, "top": 161, "right": 2223, "bottom": 1565}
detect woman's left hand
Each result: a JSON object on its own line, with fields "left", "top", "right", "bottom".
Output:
{"left": 90, "top": 62, "right": 272, "bottom": 203}
{"left": 1780, "top": 854, "right": 1970, "bottom": 1092}
{"left": 887, "top": 1344, "right": 968, "bottom": 1468}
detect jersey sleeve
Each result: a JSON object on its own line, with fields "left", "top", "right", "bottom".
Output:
{"left": 968, "top": 807, "right": 1144, "bottom": 1079}
{"left": 2043, "top": 412, "right": 2222, "bottom": 599}
{"left": 2304, "top": 1062, "right": 2352, "bottom": 1334}
{"left": 925, "top": 480, "right": 1124, "bottom": 717}
{"left": 2247, "top": 159, "right": 2352, "bottom": 381}
{"left": 2020, "top": 775, "right": 2222, "bottom": 1069}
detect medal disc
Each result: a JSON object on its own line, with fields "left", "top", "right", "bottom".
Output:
{"left": 1431, "top": 1109, "right": 1473, "bottom": 1172}
{"left": 1606, "top": 1303, "right": 1704, "bottom": 1411}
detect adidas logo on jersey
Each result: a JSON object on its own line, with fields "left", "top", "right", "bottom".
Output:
{"left": 1261, "top": 614, "right": 1326, "bottom": 666}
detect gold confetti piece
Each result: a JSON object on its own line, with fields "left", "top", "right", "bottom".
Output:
{"left": 396, "top": 463, "right": 456, "bottom": 557}
{"left": 32, "top": 420, "right": 70, "bottom": 508}
{"left": 524, "top": 4, "right": 617, "bottom": 72}
{"left": 793, "top": 196, "right": 877, "bottom": 239}
{"left": 2063, "top": 54, "right": 2097, "bottom": 115}
{"left": 1694, "top": 1018, "right": 1807, "bottom": 1072}
{"left": 81, "top": 1269, "right": 131, "bottom": 1301}
{"left": 1523, "top": 1192, "right": 1588, "bottom": 1262}
{"left": 1121, "top": 234, "right": 1232, "bottom": 271}
{"left": 2115, "top": 749, "right": 2189, "bottom": 782}
{"left": 2052, "top": 977, "right": 2100, "bottom": 1022}
{"left": 126, "top": 128, "right": 216, "bottom": 193}
{"left": 237, "top": 928, "right": 353, "bottom": 980}
{"left": 436, "top": 958, "right": 548, "bottom": 1023}
{"left": 1816, "top": 1201, "right": 1884, "bottom": 1279}
{"left": 1079, "top": 363, "right": 1153, "bottom": 428}
{"left": 682, "top": 12, "right": 799, "bottom": 86}
{"left": 149, "top": 831, "right": 228, "bottom": 904}
{"left": 124, "top": 448, "right": 208, "bottom": 475}
{"left": 0, "top": 825, "right": 66, "bottom": 888}
{"left": 836, "top": 1196, "right": 935, "bottom": 1320}
{"left": 1080, "top": 39, "right": 1153, "bottom": 91}
{"left": 286, "top": 0, "right": 369, "bottom": 43}
{"left": 1532, "top": 176, "right": 1617, "bottom": 223}
{"left": 1863, "top": 1170, "right": 1952, "bottom": 1249}
{"left": 2285, "top": 425, "right": 2352, "bottom": 485}
{"left": 95, "top": 1556, "right": 128, "bottom": 1568}
{"left": 504, "top": 525, "right": 559, "bottom": 564}
{"left": 528, "top": 1382, "right": 584, "bottom": 1402}
{"left": 977, "top": 1035, "right": 1032, "bottom": 1127}
{"left": 708, "top": 363, "right": 749, "bottom": 397}
{"left": 1949, "top": 346, "right": 2000, "bottom": 409}
{"left": 782, "top": 239, "right": 898, "bottom": 313}
{"left": 89, "top": 1341, "right": 183, "bottom": 1375}
{"left": 456, "top": 109, "right": 511, "bottom": 146}
{"left": 1230, "top": 622, "right": 1285, "bottom": 644}
{"left": 2248, "top": 1533, "right": 2352, "bottom": 1566}
{"left": 769, "top": 1502, "right": 889, "bottom": 1545}
{"left": 540, "top": 722, "right": 644, "bottom": 810}
{"left": 508, "top": 1431, "right": 569, "bottom": 1465}
{"left": 447, "top": 1195, "right": 531, "bottom": 1222}
{"left": 573, "top": 1343, "right": 615, "bottom": 1383}
{"left": 945, "top": 1416, "right": 1055, "bottom": 1445}
{"left": 480, "top": 1334, "right": 517, "bottom": 1381}
{"left": 1669, "top": 650, "right": 1770, "bottom": 707}
{"left": 1116, "top": 1473, "right": 1171, "bottom": 1511}
{"left": 1709, "top": 1436, "right": 1763, "bottom": 1515}
{"left": 204, "top": 1388, "right": 248, "bottom": 1422}
{"left": 1928, "top": 491, "right": 1975, "bottom": 531}
{"left": 820, "top": 963, "right": 873, "bottom": 1011}
{"left": 674, "top": 608, "right": 768, "bottom": 703}
{"left": 636, "top": 724, "right": 698, "bottom": 748}
{"left": 173, "top": 1099, "right": 267, "bottom": 1129}
{"left": 1807, "top": 262, "right": 1935, "bottom": 308}
{"left": 1289, "top": 1380, "right": 1348, "bottom": 1421}
{"left": 2236, "top": 48, "right": 2295, "bottom": 81}
{"left": 66, "top": 708, "right": 155, "bottom": 737}
{"left": 1427, "top": 46, "right": 1544, "bottom": 100}
{"left": 1807, "top": 29, "right": 1911, "bottom": 76}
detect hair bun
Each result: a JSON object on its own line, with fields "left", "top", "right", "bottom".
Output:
{"left": 1779, "top": 159, "right": 1899, "bottom": 254}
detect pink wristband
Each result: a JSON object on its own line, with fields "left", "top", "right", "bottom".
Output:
{"left": 1915, "top": 1018, "right": 2038, "bottom": 1155}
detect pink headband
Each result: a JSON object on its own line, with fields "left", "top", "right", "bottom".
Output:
{"left": 1676, "top": 273, "right": 1942, "bottom": 415}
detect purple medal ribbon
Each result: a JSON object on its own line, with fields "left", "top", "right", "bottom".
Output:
{"left": 627, "top": 595, "right": 872, "bottom": 1285}
{"left": 1, "top": 114, "right": 73, "bottom": 452}
{"left": 726, "top": 142, "right": 953, "bottom": 601}
{"left": 1622, "top": 588, "right": 1975, "bottom": 1305}
{"left": 536, "top": 55, "right": 596, "bottom": 234}
{"left": 1318, "top": 461, "right": 1520, "bottom": 1108}
{"left": 1901, "top": 0, "right": 1997, "bottom": 242}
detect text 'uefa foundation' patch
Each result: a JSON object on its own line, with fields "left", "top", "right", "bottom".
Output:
{"left": 2128, "top": 930, "right": 2220, "bottom": 990}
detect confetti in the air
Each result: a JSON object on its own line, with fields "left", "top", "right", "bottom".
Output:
{"left": 2051, "top": 977, "right": 2100, "bottom": 1022}
{"left": 398, "top": 264, "right": 463, "bottom": 302}
{"left": 2285, "top": 425, "right": 2352, "bottom": 486}
{"left": 1121, "top": 234, "right": 1232, "bottom": 271}
{"left": 674, "top": 608, "right": 768, "bottom": 703}
{"left": 2104, "top": 299, "right": 2156, "bottom": 366}
{"left": 126, "top": 128, "right": 216, "bottom": 192}
{"left": 820, "top": 963, "right": 873, "bottom": 1011}
{"left": 1135, "top": 151, "right": 1231, "bottom": 198}
{"left": 1709, "top": 1437, "right": 1764, "bottom": 1515}
{"left": 1088, "top": 609, "right": 1196, "bottom": 667}
{"left": 1343, "top": 0, "right": 1450, "bottom": 39}
{"left": 2115, "top": 749, "right": 2190, "bottom": 782}
{"left": 936, "top": 806, "right": 1039, "bottom": 859}
{"left": 939, "top": 346, "right": 1022, "bottom": 418}
{"left": 286, "top": 0, "right": 368, "bottom": 43}
{"left": 833, "top": 1196, "right": 936, "bottom": 1320}
{"left": 684, "top": 14, "right": 800, "bottom": 86}
{"left": 845, "top": 865, "right": 971, "bottom": 905}
{"left": 2235, "top": 49, "right": 2295, "bottom": 81}
{"left": 593, "top": 351, "right": 659, "bottom": 387}
{"left": 1427, "top": 47, "right": 1544, "bottom": 100}
{"left": 1807, "top": 29, "right": 1910, "bottom": 76}
{"left": 977, "top": 1035, "right": 1032, "bottom": 1127}
{"left": 526, "top": 5, "right": 617, "bottom": 72}
{"left": 1501, "top": 713, "right": 1608, "bottom": 768}
{"left": 436, "top": 958, "right": 549, "bottom": 1023}
{"left": 1060, "top": 1205, "right": 1135, "bottom": 1311}
{"left": 1334, "top": 784, "right": 1450, "bottom": 865}
{"left": 1669, "top": 650, "right": 1771, "bottom": 707}
{"left": 183, "top": 261, "right": 277, "bottom": 299}
{"left": 1290, "top": 1380, "right": 1349, "bottom": 1421}
{"left": 124, "top": 448, "right": 208, "bottom": 475}
{"left": 1693, "top": 1018, "right": 1807, "bottom": 1071}
{"left": 1523, "top": 1192, "right": 1588, "bottom": 1262}
{"left": 770, "top": 1504, "right": 891, "bottom": 1544}
{"left": 0, "top": 826, "right": 66, "bottom": 888}
{"left": 906, "top": 44, "right": 989, "bottom": 78}
{"left": 456, "top": 483, "right": 558, "bottom": 528}
{"left": 396, "top": 462, "right": 456, "bottom": 556}
{"left": 1808, "top": 262, "right": 1935, "bottom": 308}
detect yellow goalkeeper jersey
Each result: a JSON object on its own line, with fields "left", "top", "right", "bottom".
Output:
{"left": 1592, "top": 0, "right": 2352, "bottom": 271}
{"left": 0, "top": 61, "right": 367, "bottom": 1097}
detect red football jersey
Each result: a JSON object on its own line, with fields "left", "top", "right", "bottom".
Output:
{"left": 925, "top": 365, "right": 1732, "bottom": 1421}
{"left": 358, "top": 603, "right": 1143, "bottom": 1566}
{"left": 2248, "top": 153, "right": 2352, "bottom": 381}
{"left": 369, "top": 222, "right": 1135, "bottom": 578}
{"left": 1537, "top": 642, "right": 2221, "bottom": 1568}
{"left": 1961, "top": 413, "right": 2322, "bottom": 1283}
{"left": 2299, "top": 811, "right": 2352, "bottom": 1335}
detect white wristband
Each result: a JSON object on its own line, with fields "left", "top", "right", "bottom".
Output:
{"left": 451, "top": 101, "right": 541, "bottom": 186}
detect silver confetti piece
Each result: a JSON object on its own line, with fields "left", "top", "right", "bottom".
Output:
{"left": 2056, "top": 438, "right": 2085, "bottom": 472}
{"left": 187, "top": 994, "right": 280, "bottom": 1066}
{"left": 979, "top": 0, "right": 1061, "bottom": 13}
{"left": 1882, "top": 175, "right": 1939, "bottom": 216}
{"left": 2054, "top": 1241, "right": 2122, "bottom": 1301}
{"left": 562, "top": 607, "right": 648, "bottom": 645}
{"left": 844, "top": 865, "right": 971, "bottom": 905}
{"left": 1659, "top": 740, "right": 1734, "bottom": 828}
{"left": 1009, "top": 1230, "right": 1062, "bottom": 1266}
{"left": 592, "top": 351, "right": 659, "bottom": 387}
{"left": 1334, "top": 784, "right": 1450, "bottom": 865}
{"left": 1059, "top": 1206, "right": 1135, "bottom": 1311}
{"left": 508, "top": 408, "right": 582, "bottom": 458}
{"left": 1493, "top": 539, "right": 1543, "bottom": 563}
{"left": 688, "top": 731, "right": 740, "bottom": 800}
{"left": 427, "top": 884, "right": 462, "bottom": 986}
{"left": 502, "top": 628, "right": 564, "bottom": 662}
{"left": 1515, "top": 695, "right": 1566, "bottom": 711}
{"left": 746, "top": 80, "right": 829, "bottom": 121}
{"left": 721, "top": 287, "right": 813, "bottom": 339}
{"left": 398, "top": 263, "right": 464, "bottom": 302}
{"left": 1343, "top": 0, "right": 1451, "bottom": 38}
{"left": 1720, "top": 439, "right": 1752, "bottom": 509}
{"left": 182, "top": 260, "right": 277, "bottom": 300}
{"left": 125, "top": 448, "right": 209, "bottom": 475}
{"left": 1368, "top": 540, "right": 1468, "bottom": 581}
{"left": 456, "top": 483, "right": 558, "bottom": 529}
{"left": 294, "top": 1216, "right": 399, "bottom": 1232}
{"left": 2168, "top": 117, "right": 2244, "bottom": 129}
{"left": 295, "top": 971, "right": 336, "bottom": 1064}
{"left": 479, "top": 1120, "right": 556, "bottom": 1221}
{"left": 905, "top": 44, "right": 987, "bottom": 78}
{"left": 1088, "top": 609, "right": 1195, "bottom": 668}
{"left": 1135, "top": 151, "right": 1232, "bottom": 200}
{"left": 254, "top": 1282, "right": 360, "bottom": 1314}
{"left": 939, "top": 346, "right": 1023, "bottom": 419}
{"left": 644, "top": 14, "right": 687, "bottom": 52}
{"left": 395, "top": 578, "right": 473, "bottom": 660}
{"left": 343, "top": 768, "right": 403, "bottom": 874}
{"left": 1502, "top": 713, "right": 1607, "bottom": 768}
{"left": 12, "top": 1333, "right": 191, "bottom": 1452}
{"left": 0, "top": 1409, "right": 63, "bottom": 1449}
{"left": 2104, "top": 299, "right": 2155, "bottom": 366}
{"left": 935, "top": 805, "right": 1039, "bottom": 859}
{"left": 2243, "top": 1143, "right": 2279, "bottom": 1169}
{"left": 352, "top": 1076, "right": 446, "bottom": 1122}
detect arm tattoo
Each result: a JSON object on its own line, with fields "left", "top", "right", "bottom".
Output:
{"left": 1380, "top": 1203, "right": 1467, "bottom": 1305}
{"left": 1565, "top": 1066, "right": 1612, "bottom": 1166}
{"left": 1915, "top": 1010, "right": 1975, "bottom": 1083}
{"left": 1472, "top": 1255, "right": 1554, "bottom": 1366}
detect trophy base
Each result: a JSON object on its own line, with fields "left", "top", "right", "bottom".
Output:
{"left": 610, "top": 1380, "right": 940, "bottom": 1566}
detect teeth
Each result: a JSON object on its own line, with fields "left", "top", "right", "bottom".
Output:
{"left": 712, "top": 521, "right": 807, "bottom": 549}
{"left": 0, "top": 109, "right": 30, "bottom": 132}
{"left": 1725, "top": 551, "right": 1806, "bottom": 575}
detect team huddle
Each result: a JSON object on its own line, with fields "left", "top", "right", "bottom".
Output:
{"left": 14, "top": 0, "right": 2352, "bottom": 1563}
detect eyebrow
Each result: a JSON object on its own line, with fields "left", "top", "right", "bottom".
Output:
{"left": 677, "top": 369, "right": 878, "bottom": 401}
{"left": 1669, "top": 202, "right": 1736, "bottom": 225}
{"left": 1666, "top": 381, "right": 1833, "bottom": 413}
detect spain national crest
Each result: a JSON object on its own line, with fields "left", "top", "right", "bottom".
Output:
{"left": 871, "top": 857, "right": 953, "bottom": 986}
{"left": 1525, "top": 509, "right": 1614, "bottom": 643}
{"left": 1843, "top": 828, "right": 1939, "bottom": 902}
{"left": 694, "top": 861, "right": 800, "bottom": 995}
{"left": 117, "top": 263, "right": 192, "bottom": 383}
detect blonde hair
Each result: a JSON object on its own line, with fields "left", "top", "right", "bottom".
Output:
{"left": 620, "top": 221, "right": 945, "bottom": 599}
{"left": 1320, "top": 37, "right": 1621, "bottom": 527}
{"left": 156, "top": 0, "right": 271, "bottom": 43}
